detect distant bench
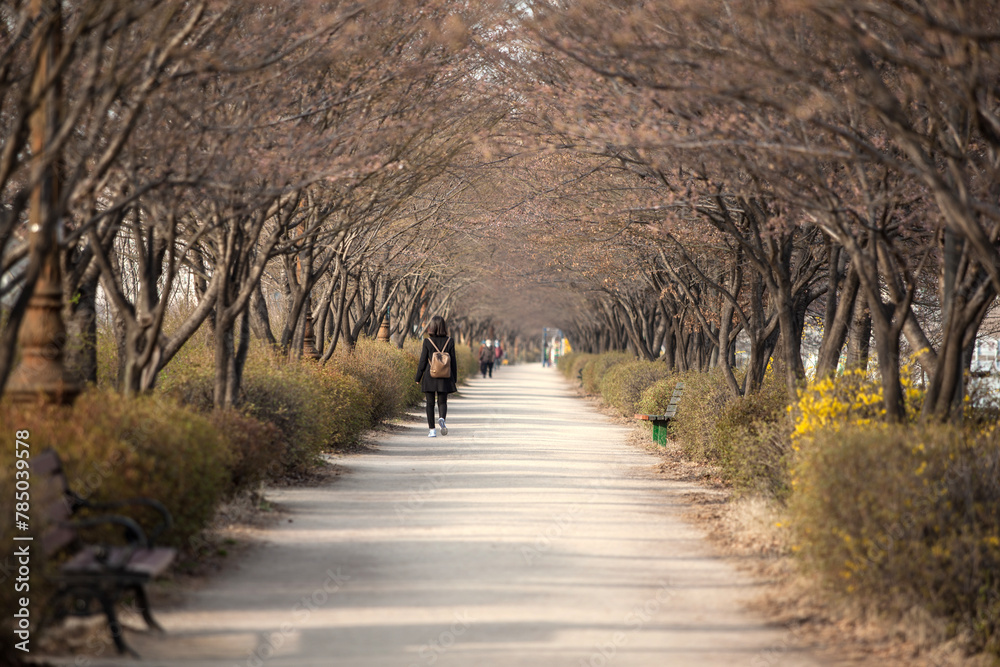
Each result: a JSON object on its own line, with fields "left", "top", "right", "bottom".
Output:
{"left": 634, "top": 382, "right": 684, "bottom": 445}
{"left": 32, "top": 449, "right": 177, "bottom": 656}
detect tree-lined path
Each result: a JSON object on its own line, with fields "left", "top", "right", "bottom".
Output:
{"left": 72, "top": 366, "right": 825, "bottom": 667}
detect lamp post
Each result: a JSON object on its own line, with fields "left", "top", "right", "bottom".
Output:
{"left": 376, "top": 313, "right": 391, "bottom": 342}
{"left": 7, "top": 0, "right": 79, "bottom": 405}
{"left": 302, "top": 309, "right": 320, "bottom": 359}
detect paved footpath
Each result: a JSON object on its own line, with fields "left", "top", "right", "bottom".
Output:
{"left": 68, "top": 364, "right": 826, "bottom": 667}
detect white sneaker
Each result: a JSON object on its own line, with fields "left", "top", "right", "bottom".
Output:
{"left": 428, "top": 429, "right": 436, "bottom": 437}
{"left": 438, "top": 418, "right": 447, "bottom": 435}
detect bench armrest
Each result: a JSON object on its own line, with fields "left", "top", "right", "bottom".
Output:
{"left": 73, "top": 497, "right": 172, "bottom": 546}
{"left": 65, "top": 514, "right": 150, "bottom": 568}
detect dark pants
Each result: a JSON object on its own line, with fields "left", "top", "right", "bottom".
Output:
{"left": 425, "top": 392, "right": 448, "bottom": 428}
{"left": 480, "top": 361, "right": 494, "bottom": 378}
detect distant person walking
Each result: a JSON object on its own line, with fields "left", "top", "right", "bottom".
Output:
{"left": 478, "top": 340, "right": 495, "bottom": 378}
{"left": 415, "top": 316, "right": 457, "bottom": 438}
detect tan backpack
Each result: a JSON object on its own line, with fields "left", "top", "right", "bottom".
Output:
{"left": 428, "top": 337, "right": 452, "bottom": 379}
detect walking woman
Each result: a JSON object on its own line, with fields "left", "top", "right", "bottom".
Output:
{"left": 414, "top": 315, "right": 458, "bottom": 437}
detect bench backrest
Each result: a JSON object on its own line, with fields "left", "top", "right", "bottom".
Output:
{"left": 30, "top": 449, "right": 76, "bottom": 557}
{"left": 662, "top": 382, "right": 684, "bottom": 419}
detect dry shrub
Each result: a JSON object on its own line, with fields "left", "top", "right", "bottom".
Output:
{"left": 312, "top": 363, "right": 372, "bottom": 448}
{"left": 239, "top": 353, "right": 368, "bottom": 471}
{"left": 155, "top": 339, "right": 215, "bottom": 409}
{"left": 453, "top": 344, "right": 479, "bottom": 384}
{"left": 599, "top": 360, "right": 672, "bottom": 416}
{"left": 331, "top": 336, "right": 421, "bottom": 424}
{"left": 556, "top": 351, "right": 576, "bottom": 374}
{"left": 581, "top": 352, "right": 633, "bottom": 394}
{"left": 559, "top": 352, "right": 596, "bottom": 384}
{"left": 0, "top": 390, "right": 232, "bottom": 551}
{"left": 711, "top": 372, "right": 792, "bottom": 498}
{"left": 663, "top": 368, "right": 792, "bottom": 497}
{"left": 0, "top": 390, "right": 230, "bottom": 660}
{"left": 207, "top": 409, "right": 285, "bottom": 493}
{"left": 160, "top": 342, "right": 371, "bottom": 473}
{"left": 669, "top": 368, "right": 734, "bottom": 460}
{"left": 789, "top": 424, "right": 1000, "bottom": 656}
{"left": 636, "top": 376, "right": 682, "bottom": 415}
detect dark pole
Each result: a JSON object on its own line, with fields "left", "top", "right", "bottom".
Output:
{"left": 8, "top": 0, "right": 79, "bottom": 404}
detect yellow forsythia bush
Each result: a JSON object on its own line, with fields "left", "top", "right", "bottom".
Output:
{"left": 791, "top": 366, "right": 923, "bottom": 443}
{"left": 789, "top": 424, "right": 1000, "bottom": 655}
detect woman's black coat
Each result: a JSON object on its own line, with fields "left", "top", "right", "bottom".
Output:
{"left": 415, "top": 335, "right": 458, "bottom": 393}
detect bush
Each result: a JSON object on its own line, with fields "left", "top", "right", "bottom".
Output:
{"left": 96, "top": 326, "right": 119, "bottom": 389}
{"left": 793, "top": 365, "right": 922, "bottom": 440}
{"left": 556, "top": 352, "right": 579, "bottom": 376}
{"left": 160, "top": 343, "right": 371, "bottom": 473}
{"left": 0, "top": 394, "right": 231, "bottom": 665}
{"left": 710, "top": 373, "right": 791, "bottom": 497}
{"left": 638, "top": 368, "right": 792, "bottom": 496}
{"left": 581, "top": 352, "right": 633, "bottom": 394}
{"left": 331, "top": 336, "right": 420, "bottom": 425}
{"left": 312, "top": 363, "right": 372, "bottom": 448}
{"left": 789, "top": 424, "right": 1000, "bottom": 655}
{"left": 669, "top": 368, "right": 734, "bottom": 461}
{"left": 240, "top": 353, "right": 369, "bottom": 470}
{"left": 453, "top": 344, "right": 479, "bottom": 385}
{"left": 559, "top": 352, "right": 596, "bottom": 383}
{"left": 0, "top": 390, "right": 232, "bottom": 551}
{"left": 556, "top": 352, "right": 573, "bottom": 374}
{"left": 155, "top": 340, "right": 216, "bottom": 410}
{"left": 636, "top": 376, "right": 681, "bottom": 415}
{"left": 161, "top": 346, "right": 325, "bottom": 472}
{"left": 599, "top": 360, "right": 672, "bottom": 416}
{"left": 208, "top": 409, "right": 285, "bottom": 494}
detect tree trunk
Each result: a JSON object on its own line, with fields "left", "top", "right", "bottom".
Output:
{"left": 64, "top": 275, "right": 99, "bottom": 385}
{"left": 775, "top": 288, "right": 806, "bottom": 397}
{"left": 213, "top": 310, "right": 235, "bottom": 409}
{"left": 815, "top": 263, "right": 859, "bottom": 378}
{"left": 231, "top": 308, "right": 251, "bottom": 406}
{"left": 846, "top": 300, "right": 871, "bottom": 371}
{"left": 249, "top": 283, "right": 275, "bottom": 346}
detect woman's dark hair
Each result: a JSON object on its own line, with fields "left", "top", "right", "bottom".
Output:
{"left": 427, "top": 315, "right": 448, "bottom": 337}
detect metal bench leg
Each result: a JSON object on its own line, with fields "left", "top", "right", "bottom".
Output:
{"left": 98, "top": 590, "right": 139, "bottom": 658}
{"left": 132, "top": 584, "right": 165, "bottom": 633}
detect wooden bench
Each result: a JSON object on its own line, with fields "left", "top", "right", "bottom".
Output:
{"left": 634, "top": 381, "right": 684, "bottom": 445}
{"left": 32, "top": 449, "right": 177, "bottom": 657}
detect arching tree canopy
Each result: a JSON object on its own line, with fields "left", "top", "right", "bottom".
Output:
{"left": 2, "top": 0, "right": 999, "bottom": 420}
